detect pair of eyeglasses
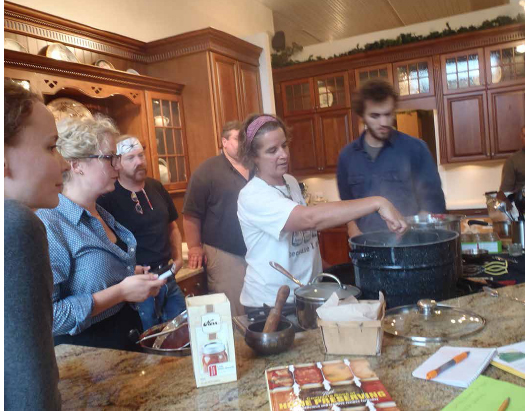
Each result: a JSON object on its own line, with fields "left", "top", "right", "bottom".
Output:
{"left": 131, "top": 191, "right": 143, "bottom": 215}
{"left": 77, "top": 154, "right": 121, "bottom": 168}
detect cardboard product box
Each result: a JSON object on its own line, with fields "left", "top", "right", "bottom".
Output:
{"left": 317, "top": 300, "right": 386, "bottom": 356}
{"left": 187, "top": 293, "right": 237, "bottom": 387}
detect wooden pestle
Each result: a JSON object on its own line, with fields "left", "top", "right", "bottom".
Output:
{"left": 263, "top": 285, "right": 291, "bottom": 333}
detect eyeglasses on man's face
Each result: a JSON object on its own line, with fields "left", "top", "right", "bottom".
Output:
{"left": 77, "top": 154, "right": 121, "bottom": 168}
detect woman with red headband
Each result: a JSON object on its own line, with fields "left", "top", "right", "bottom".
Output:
{"left": 236, "top": 114, "right": 407, "bottom": 309}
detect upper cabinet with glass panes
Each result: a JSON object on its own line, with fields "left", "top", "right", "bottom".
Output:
{"left": 393, "top": 58, "right": 434, "bottom": 99}
{"left": 146, "top": 91, "right": 189, "bottom": 192}
{"left": 313, "top": 72, "right": 350, "bottom": 110}
{"left": 440, "top": 48, "right": 486, "bottom": 94}
{"left": 355, "top": 64, "right": 393, "bottom": 88}
{"left": 485, "top": 41, "right": 525, "bottom": 88}
{"left": 281, "top": 79, "right": 315, "bottom": 116}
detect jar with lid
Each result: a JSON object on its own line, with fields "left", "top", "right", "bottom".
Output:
{"left": 202, "top": 341, "right": 228, "bottom": 374}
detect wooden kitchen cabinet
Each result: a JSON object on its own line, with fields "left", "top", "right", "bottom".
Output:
{"left": 443, "top": 91, "right": 490, "bottom": 162}
{"left": 238, "top": 62, "right": 263, "bottom": 118}
{"left": 393, "top": 57, "right": 434, "bottom": 99}
{"left": 178, "top": 271, "right": 208, "bottom": 297}
{"left": 485, "top": 40, "right": 525, "bottom": 88}
{"left": 441, "top": 48, "right": 486, "bottom": 95}
{"left": 355, "top": 64, "right": 393, "bottom": 88}
{"left": 318, "top": 226, "right": 351, "bottom": 267}
{"left": 287, "top": 109, "right": 352, "bottom": 175}
{"left": 281, "top": 78, "right": 315, "bottom": 116}
{"left": 487, "top": 84, "right": 525, "bottom": 158}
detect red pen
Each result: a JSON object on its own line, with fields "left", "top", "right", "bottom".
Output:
{"left": 426, "top": 351, "right": 470, "bottom": 380}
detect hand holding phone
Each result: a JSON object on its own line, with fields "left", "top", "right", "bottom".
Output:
{"left": 151, "top": 263, "right": 175, "bottom": 281}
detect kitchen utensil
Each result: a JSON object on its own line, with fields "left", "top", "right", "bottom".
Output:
{"left": 269, "top": 261, "right": 362, "bottom": 329}
{"left": 152, "top": 310, "right": 188, "bottom": 350}
{"left": 350, "top": 229, "right": 458, "bottom": 308}
{"left": 382, "top": 299, "right": 486, "bottom": 343}
{"left": 496, "top": 191, "right": 514, "bottom": 217}
{"left": 482, "top": 260, "right": 508, "bottom": 276}
{"left": 263, "top": 285, "right": 290, "bottom": 333}
{"left": 234, "top": 317, "right": 295, "bottom": 356}
{"left": 135, "top": 312, "right": 191, "bottom": 356}
{"left": 511, "top": 220, "right": 525, "bottom": 248}
{"left": 483, "top": 287, "right": 525, "bottom": 305}
{"left": 468, "top": 219, "right": 511, "bottom": 238}
{"left": 508, "top": 243, "right": 523, "bottom": 257}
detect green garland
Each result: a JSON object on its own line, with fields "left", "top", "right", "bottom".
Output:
{"left": 272, "top": 14, "right": 525, "bottom": 69}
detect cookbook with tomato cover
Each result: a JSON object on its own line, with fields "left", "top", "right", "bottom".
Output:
{"left": 265, "top": 358, "right": 399, "bottom": 410}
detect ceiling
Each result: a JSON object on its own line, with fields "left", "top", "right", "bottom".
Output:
{"left": 256, "top": 0, "right": 509, "bottom": 47}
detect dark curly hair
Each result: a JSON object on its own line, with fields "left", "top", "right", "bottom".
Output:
{"left": 237, "top": 114, "right": 290, "bottom": 170}
{"left": 4, "top": 79, "right": 41, "bottom": 146}
{"left": 353, "top": 78, "right": 398, "bottom": 117}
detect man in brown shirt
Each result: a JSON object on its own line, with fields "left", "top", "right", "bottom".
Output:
{"left": 500, "top": 126, "right": 525, "bottom": 192}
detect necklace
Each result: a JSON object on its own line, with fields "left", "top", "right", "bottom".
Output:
{"left": 265, "top": 178, "right": 294, "bottom": 201}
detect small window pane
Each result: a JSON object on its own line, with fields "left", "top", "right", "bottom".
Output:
{"left": 359, "top": 72, "right": 368, "bottom": 81}
{"left": 168, "top": 158, "right": 178, "bottom": 183}
{"left": 467, "top": 54, "right": 479, "bottom": 71}
{"left": 379, "top": 68, "right": 388, "bottom": 78}
{"left": 418, "top": 63, "right": 429, "bottom": 79}
{"left": 447, "top": 74, "right": 458, "bottom": 89}
{"left": 335, "top": 76, "right": 344, "bottom": 88}
{"left": 156, "top": 128, "right": 165, "bottom": 155}
{"left": 327, "top": 78, "right": 335, "bottom": 89}
{"left": 177, "top": 157, "right": 187, "bottom": 182}
{"left": 490, "top": 51, "right": 501, "bottom": 67}
{"left": 492, "top": 67, "right": 502, "bottom": 83}
{"left": 469, "top": 69, "right": 480, "bottom": 86}
{"left": 174, "top": 130, "right": 183, "bottom": 154}
{"left": 158, "top": 158, "right": 170, "bottom": 184}
{"left": 457, "top": 56, "right": 468, "bottom": 73}
{"left": 293, "top": 84, "right": 301, "bottom": 95}
{"left": 293, "top": 97, "right": 302, "bottom": 110}
{"left": 409, "top": 79, "right": 419, "bottom": 94}
{"left": 302, "top": 96, "right": 311, "bottom": 109}
{"left": 397, "top": 66, "right": 408, "bottom": 82}
{"left": 285, "top": 86, "right": 293, "bottom": 97}
{"left": 161, "top": 100, "right": 172, "bottom": 125}
{"left": 515, "top": 53, "right": 525, "bottom": 65}
{"left": 317, "top": 80, "right": 326, "bottom": 89}
{"left": 398, "top": 80, "right": 409, "bottom": 96}
{"left": 501, "top": 65, "right": 512, "bottom": 81}
{"left": 409, "top": 64, "right": 418, "bottom": 80}
{"left": 285, "top": 95, "right": 293, "bottom": 109}
{"left": 165, "top": 129, "right": 175, "bottom": 154}
{"left": 420, "top": 77, "right": 430, "bottom": 93}
{"left": 336, "top": 91, "right": 346, "bottom": 104}
{"left": 502, "top": 48, "right": 513, "bottom": 65}
{"left": 301, "top": 83, "right": 310, "bottom": 94}
{"left": 446, "top": 58, "right": 457, "bottom": 74}
{"left": 171, "top": 102, "right": 181, "bottom": 128}
{"left": 516, "top": 63, "right": 525, "bottom": 77}
{"left": 458, "top": 70, "right": 468, "bottom": 88}
{"left": 152, "top": 99, "right": 161, "bottom": 117}
{"left": 369, "top": 70, "right": 379, "bottom": 78}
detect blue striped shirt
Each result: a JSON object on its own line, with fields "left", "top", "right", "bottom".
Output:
{"left": 36, "top": 194, "right": 137, "bottom": 336}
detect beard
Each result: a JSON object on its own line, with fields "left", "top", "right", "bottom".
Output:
{"left": 365, "top": 123, "right": 391, "bottom": 142}
{"left": 122, "top": 166, "right": 147, "bottom": 182}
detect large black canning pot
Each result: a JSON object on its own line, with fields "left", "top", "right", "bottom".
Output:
{"left": 350, "top": 229, "right": 459, "bottom": 308}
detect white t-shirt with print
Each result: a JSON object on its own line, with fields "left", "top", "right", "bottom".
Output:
{"left": 237, "top": 174, "right": 322, "bottom": 307}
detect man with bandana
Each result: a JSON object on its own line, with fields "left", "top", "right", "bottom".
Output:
{"left": 97, "top": 135, "right": 185, "bottom": 330}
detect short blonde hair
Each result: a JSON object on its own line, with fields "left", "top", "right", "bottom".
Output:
{"left": 57, "top": 115, "right": 119, "bottom": 181}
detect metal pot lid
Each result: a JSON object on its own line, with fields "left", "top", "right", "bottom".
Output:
{"left": 382, "top": 299, "right": 485, "bottom": 343}
{"left": 295, "top": 282, "right": 361, "bottom": 301}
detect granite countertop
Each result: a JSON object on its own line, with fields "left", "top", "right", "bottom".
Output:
{"left": 55, "top": 284, "right": 525, "bottom": 411}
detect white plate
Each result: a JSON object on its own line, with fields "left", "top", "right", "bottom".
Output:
{"left": 126, "top": 68, "right": 140, "bottom": 75}
{"left": 47, "top": 98, "right": 93, "bottom": 122}
{"left": 46, "top": 43, "right": 79, "bottom": 63}
{"left": 4, "top": 38, "right": 28, "bottom": 53}
{"left": 94, "top": 59, "right": 115, "bottom": 70}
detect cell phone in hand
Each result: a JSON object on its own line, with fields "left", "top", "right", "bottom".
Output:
{"left": 150, "top": 264, "right": 175, "bottom": 281}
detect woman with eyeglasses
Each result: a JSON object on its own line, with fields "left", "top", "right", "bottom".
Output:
{"left": 36, "top": 116, "right": 166, "bottom": 351}
{"left": 4, "top": 79, "right": 66, "bottom": 410}
{"left": 236, "top": 114, "right": 407, "bottom": 310}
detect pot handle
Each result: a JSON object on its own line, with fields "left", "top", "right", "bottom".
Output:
{"left": 310, "top": 273, "right": 345, "bottom": 289}
{"left": 468, "top": 220, "right": 489, "bottom": 226}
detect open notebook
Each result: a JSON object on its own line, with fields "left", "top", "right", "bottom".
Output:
{"left": 412, "top": 346, "right": 496, "bottom": 388}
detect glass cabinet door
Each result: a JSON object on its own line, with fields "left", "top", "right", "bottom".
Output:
{"left": 441, "top": 48, "right": 485, "bottom": 94}
{"left": 147, "top": 91, "right": 189, "bottom": 192}
{"left": 281, "top": 79, "right": 315, "bottom": 116}
{"left": 355, "top": 64, "right": 393, "bottom": 88}
{"left": 486, "top": 41, "right": 525, "bottom": 87}
{"left": 393, "top": 58, "right": 434, "bottom": 98}
{"left": 314, "top": 72, "right": 349, "bottom": 110}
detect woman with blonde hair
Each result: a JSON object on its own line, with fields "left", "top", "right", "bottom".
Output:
{"left": 37, "top": 116, "right": 166, "bottom": 350}
{"left": 4, "top": 79, "right": 66, "bottom": 410}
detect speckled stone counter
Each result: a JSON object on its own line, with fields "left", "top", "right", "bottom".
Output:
{"left": 175, "top": 265, "right": 203, "bottom": 283}
{"left": 55, "top": 284, "right": 525, "bottom": 411}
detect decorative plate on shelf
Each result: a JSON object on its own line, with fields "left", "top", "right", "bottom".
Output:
{"left": 126, "top": 68, "right": 140, "bottom": 75}
{"left": 46, "top": 43, "right": 79, "bottom": 63}
{"left": 46, "top": 98, "right": 93, "bottom": 122}
{"left": 4, "top": 38, "right": 28, "bottom": 53}
{"left": 94, "top": 59, "right": 115, "bottom": 70}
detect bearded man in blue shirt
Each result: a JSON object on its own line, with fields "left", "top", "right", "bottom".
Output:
{"left": 337, "top": 79, "right": 446, "bottom": 238}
